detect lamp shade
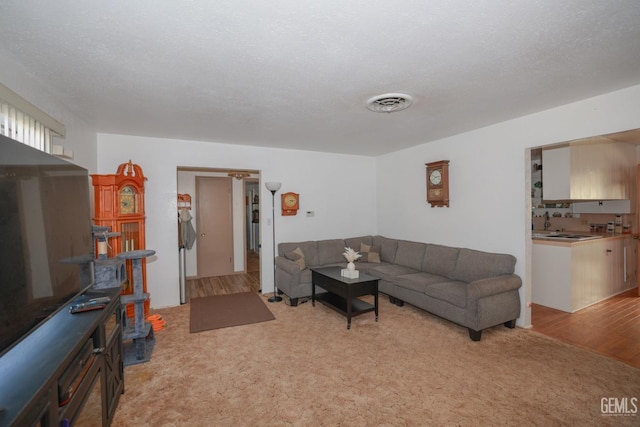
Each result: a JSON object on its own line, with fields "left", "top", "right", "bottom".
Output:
{"left": 265, "top": 182, "right": 282, "bottom": 192}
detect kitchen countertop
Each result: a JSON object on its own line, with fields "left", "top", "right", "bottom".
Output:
{"left": 532, "top": 231, "right": 634, "bottom": 246}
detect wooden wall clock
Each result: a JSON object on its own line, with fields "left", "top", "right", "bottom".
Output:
{"left": 281, "top": 192, "right": 299, "bottom": 216}
{"left": 425, "top": 160, "right": 450, "bottom": 208}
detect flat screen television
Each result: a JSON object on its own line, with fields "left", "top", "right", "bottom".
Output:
{"left": 0, "top": 134, "right": 94, "bottom": 356}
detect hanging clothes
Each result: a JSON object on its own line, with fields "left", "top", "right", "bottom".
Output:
{"left": 179, "top": 208, "right": 196, "bottom": 250}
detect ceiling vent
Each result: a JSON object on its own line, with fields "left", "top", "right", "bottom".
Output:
{"left": 366, "top": 93, "right": 414, "bottom": 113}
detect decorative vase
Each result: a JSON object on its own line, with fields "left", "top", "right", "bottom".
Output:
{"left": 347, "top": 262, "right": 356, "bottom": 271}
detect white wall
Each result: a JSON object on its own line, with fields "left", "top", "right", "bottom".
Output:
{"left": 377, "top": 84, "right": 640, "bottom": 328}
{"left": 97, "top": 134, "right": 377, "bottom": 308}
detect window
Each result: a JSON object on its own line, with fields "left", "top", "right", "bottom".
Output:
{"left": 0, "top": 83, "right": 65, "bottom": 153}
{"left": 0, "top": 101, "right": 51, "bottom": 152}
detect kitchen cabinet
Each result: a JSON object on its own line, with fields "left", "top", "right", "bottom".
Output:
{"left": 530, "top": 151, "right": 573, "bottom": 217}
{"left": 542, "top": 139, "right": 636, "bottom": 201}
{"left": 533, "top": 236, "right": 636, "bottom": 313}
{"left": 533, "top": 242, "right": 574, "bottom": 312}
{"left": 603, "top": 236, "right": 637, "bottom": 295}
{"left": 624, "top": 236, "right": 638, "bottom": 287}
{"left": 571, "top": 199, "right": 632, "bottom": 214}
{"left": 541, "top": 146, "right": 570, "bottom": 201}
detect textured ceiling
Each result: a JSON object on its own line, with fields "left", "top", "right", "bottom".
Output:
{"left": 1, "top": 0, "right": 639, "bottom": 155}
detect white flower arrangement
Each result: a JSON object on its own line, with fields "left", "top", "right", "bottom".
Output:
{"left": 342, "top": 247, "right": 362, "bottom": 263}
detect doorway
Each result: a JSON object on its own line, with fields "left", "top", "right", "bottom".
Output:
{"left": 176, "top": 168, "right": 261, "bottom": 299}
{"left": 527, "top": 129, "right": 640, "bottom": 367}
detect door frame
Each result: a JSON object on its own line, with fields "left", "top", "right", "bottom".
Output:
{"left": 176, "top": 167, "right": 260, "bottom": 279}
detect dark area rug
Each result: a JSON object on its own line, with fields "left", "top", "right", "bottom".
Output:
{"left": 189, "top": 292, "right": 275, "bottom": 333}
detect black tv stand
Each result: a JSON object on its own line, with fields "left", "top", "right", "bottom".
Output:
{"left": 0, "top": 288, "right": 123, "bottom": 427}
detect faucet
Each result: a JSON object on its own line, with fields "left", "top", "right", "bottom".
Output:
{"left": 543, "top": 211, "right": 551, "bottom": 231}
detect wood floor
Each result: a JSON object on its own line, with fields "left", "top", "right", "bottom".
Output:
{"left": 188, "top": 251, "right": 640, "bottom": 369}
{"left": 186, "top": 251, "right": 260, "bottom": 300}
{"left": 532, "top": 288, "right": 640, "bottom": 369}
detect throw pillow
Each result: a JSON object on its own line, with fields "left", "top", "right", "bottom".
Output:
{"left": 284, "top": 247, "right": 306, "bottom": 270}
{"left": 360, "top": 243, "right": 381, "bottom": 263}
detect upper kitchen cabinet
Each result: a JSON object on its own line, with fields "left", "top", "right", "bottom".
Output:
{"left": 542, "top": 138, "right": 636, "bottom": 201}
{"left": 572, "top": 199, "right": 632, "bottom": 214}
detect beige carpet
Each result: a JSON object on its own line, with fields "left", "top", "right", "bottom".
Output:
{"left": 189, "top": 292, "right": 275, "bottom": 333}
{"left": 112, "top": 295, "right": 640, "bottom": 426}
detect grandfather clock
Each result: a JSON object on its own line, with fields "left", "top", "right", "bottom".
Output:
{"left": 91, "top": 161, "right": 148, "bottom": 318}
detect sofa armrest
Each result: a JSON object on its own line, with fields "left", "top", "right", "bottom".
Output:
{"left": 275, "top": 256, "right": 303, "bottom": 296}
{"left": 276, "top": 256, "right": 301, "bottom": 275}
{"left": 467, "top": 274, "right": 522, "bottom": 302}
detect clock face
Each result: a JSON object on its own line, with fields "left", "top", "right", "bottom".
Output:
{"left": 284, "top": 194, "right": 297, "bottom": 208}
{"left": 120, "top": 186, "right": 137, "bottom": 214}
{"left": 429, "top": 169, "right": 442, "bottom": 185}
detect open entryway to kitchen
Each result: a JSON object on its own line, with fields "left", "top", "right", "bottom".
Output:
{"left": 528, "top": 128, "right": 640, "bottom": 369}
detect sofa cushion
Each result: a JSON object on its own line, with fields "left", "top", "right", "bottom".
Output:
{"left": 451, "top": 248, "right": 516, "bottom": 283}
{"left": 284, "top": 247, "right": 306, "bottom": 270}
{"left": 354, "top": 261, "right": 390, "bottom": 273}
{"left": 279, "top": 241, "right": 319, "bottom": 266}
{"left": 345, "top": 236, "right": 373, "bottom": 252}
{"left": 368, "top": 264, "right": 418, "bottom": 283}
{"left": 423, "top": 281, "right": 468, "bottom": 308}
{"left": 372, "top": 236, "right": 398, "bottom": 263}
{"left": 359, "top": 243, "right": 381, "bottom": 263}
{"left": 317, "top": 239, "right": 347, "bottom": 265}
{"left": 394, "top": 272, "right": 453, "bottom": 293}
{"left": 394, "top": 240, "right": 427, "bottom": 270}
{"left": 422, "top": 244, "right": 460, "bottom": 278}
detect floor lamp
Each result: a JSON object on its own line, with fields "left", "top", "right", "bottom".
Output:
{"left": 265, "top": 182, "right": 282, "bottom": 303}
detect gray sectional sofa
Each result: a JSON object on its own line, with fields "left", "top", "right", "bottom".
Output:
{"left": 275, "top": 235, "right": 522, "bottom": 341}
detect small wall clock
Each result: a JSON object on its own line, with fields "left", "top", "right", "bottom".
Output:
{"left": 425, "top": 160, "right": 450, "bottom": 208}
{"left": 281, "top": 192, "right": 299, "bottom": 216}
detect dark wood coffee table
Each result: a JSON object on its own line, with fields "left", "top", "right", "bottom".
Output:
{"left": 311, "top": 267, "right": 379, "bottom": 329}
